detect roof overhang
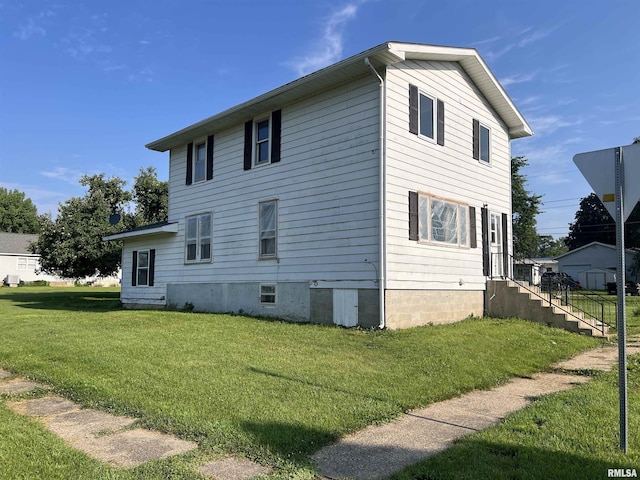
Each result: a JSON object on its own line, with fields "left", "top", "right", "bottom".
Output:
{"left": 103, "top": 222, "right": 178, "bottom": 241}
{"left": 146, "top": 41, "right": 532, "bottom": 152}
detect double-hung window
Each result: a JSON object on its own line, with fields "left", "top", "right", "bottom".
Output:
{"left": 473, "top": 119, "right": 491, "bottom": 163}
{"left": 131, "top": 249, "right": 155, "bottom": 287}
{"left": 185, "top": 135, "right": 214, "bottom": 185}
{"left": 255, "top": 119, "right": 270, "bottom": 165}
{"left": 244, "top": 110, "right": 282, "bottom": 170}
{"left": 419, "top": 92, "right": 435, "bottom": 139}
{"left": 417, "top": 193, "right": 469, "bottom": 247}
{"left": 185, "top": 213, "right": 212, "bottom": 263}
{"left": 137, "top": 250, "right": 150, "bottom": 286}
{"left": 259, "top": 200, "right": 277, "bottom": 258}
{"left": 409, "top": 84, "right": 445, "bottom": 145}
{"left": 194, "top": 142, "right": 206, "bottom": 182}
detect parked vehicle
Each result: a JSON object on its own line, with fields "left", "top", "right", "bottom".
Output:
{"left": 606, "top": 281, "right": 640, "bottom": 296}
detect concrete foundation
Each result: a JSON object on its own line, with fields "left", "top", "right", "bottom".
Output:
{"left": 385, "top": 289, "right": 484, "bottom": 329}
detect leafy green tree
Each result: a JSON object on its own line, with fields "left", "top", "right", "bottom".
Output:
{"left": 512, "top": 156, "right": 542, "bottom": 258}
{"left": 565, "top": 193, "right": 640, "bottom": 250}
{"left": 31, "top": 174, "right": 132, "bottom": 279}
{"left": 537, "top": 235, "right": 568, "bottom": 258}
{"left": 0, "top": 188, "right": 40, "bottom": 233}
{"left": 132, "top": 167, "right": 168, "bottom": 224}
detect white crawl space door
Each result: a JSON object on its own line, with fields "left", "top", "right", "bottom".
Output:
{"left": 333, "top": 289, "right": 358, "bottom": 327}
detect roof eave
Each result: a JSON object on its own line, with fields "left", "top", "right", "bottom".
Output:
{"left": 103, "top": 222, "right": 179, "bottom": 241}
{"left": 146, "top": 41, "right": 532, "bottom": 152}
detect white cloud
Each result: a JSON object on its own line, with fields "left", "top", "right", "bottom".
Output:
{"left": 500, "top": 71, "right": 537, "bottom": 87}
{"left": 287, "top": 1, "right": 364, "bottom": 77}
{"left": 14, "top": 10, "right": 54, "bottom": 40}
{"left": 526, "top": 114, "right": 582, "bottom": 136}
{"left": 41, "top": 167, "right": 85, "bottom": 186}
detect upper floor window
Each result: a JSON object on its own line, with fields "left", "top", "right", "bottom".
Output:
{"left": 409, "top": 84, "right": 445, "bottom": 146}
{"left": 186, "top": 135, "right": 214, "bottom": 185}
{"left": 194, "top": 142, "right": 206, "bottom": 182}
{"left": 259, "top": 200, "right": 277, "bottom": 258}
{"left": 244, "top": 110, "right": 281, "bottom": 170}
{"left": 255, "top": 118, "right": 271, "bottom": 165}
{"left": 473, "top": 119, "right": 491, "bottom": 164}
{"left": 186, "top": 213, "right": 212, "bottom": 263}
{"left": 419, "top": 92, "right": 435, "bottom": 139}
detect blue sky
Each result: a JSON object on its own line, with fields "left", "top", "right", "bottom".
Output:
{"left": 1, "top": 0, "right": 639, "bottom": 239}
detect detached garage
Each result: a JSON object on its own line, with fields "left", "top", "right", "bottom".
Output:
{"left": 556, "top": 241, "right": 638, "bottom": 289}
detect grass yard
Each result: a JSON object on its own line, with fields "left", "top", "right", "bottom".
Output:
{"left": 0, "top": 287, "right": 609, "bottom": 478}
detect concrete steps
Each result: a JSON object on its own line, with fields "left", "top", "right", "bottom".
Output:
{"left": 486, "top": 280, "right": 610, "bottom": 338}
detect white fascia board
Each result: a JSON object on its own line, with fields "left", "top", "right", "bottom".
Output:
{"left": 103, "top": 222, "right": 178, "bottom": 241}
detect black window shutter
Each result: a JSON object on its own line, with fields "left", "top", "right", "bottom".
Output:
{"left": 149, "top": 249, "right": 156, "bottom": 287}
{"left": 409, "top": 84, "right": 419, "bottom": 135}
{"left": 469, "top": 206, "right": 477, "bottom": 248}
{"left": 271, "top": 109, "right": 281, "bottom": 163}
{"left": 472, "top": 119, "right": 480, "bottom": 160}
{"left": 186, "top": 143, "right": 193, "bottom": 185}
{"left": 243, "top": 121, "right": 253, "bottom": 171}
{"left": 501, "top": 213, "right": 509, "bottom": 277}
{"left": 409, "top": 191, "right": 418, "bottom": 241}
{"left": 481, "top": 207, "right": 489, "bottom": 276}
{"left": 206, "top": 135, "right": 214, "bottom": 180}
{"left": 131, "top": 251, "right": 138, "bottom": 286}
{"left": 437, "top": 99, "right": 445, "bottom": 146}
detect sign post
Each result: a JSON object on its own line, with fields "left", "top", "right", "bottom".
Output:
{"left": 574, "top": 143, "right": 640, "bottom": 453}
{"left": 614, "top": 147, "right": 628, "bottom": 453}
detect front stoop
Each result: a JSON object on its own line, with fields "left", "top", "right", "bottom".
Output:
{"left": 486, "top": 280, "right": 609, "bottom": 338}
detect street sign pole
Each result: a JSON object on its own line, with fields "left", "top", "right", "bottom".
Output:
{"left": 614, "top": 146, "right": 628, "bottom": 453}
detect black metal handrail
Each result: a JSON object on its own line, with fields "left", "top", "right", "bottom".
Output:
{"left": 501, "top": 254, "right": 611, "bottom": 336}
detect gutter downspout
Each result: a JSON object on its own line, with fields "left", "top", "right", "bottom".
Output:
{"left": 364, "top": 57, "right": 386, "bottom": 329}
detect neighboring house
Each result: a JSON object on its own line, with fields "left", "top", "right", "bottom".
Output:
{"left": 0, "top": 232, "right": 121, "bottom": 287}
{"left": 514, "top": 257, "right": 558, "bottom": 285}
{"left": 105, "top": 41, "right": 532, "bottom": 329}
{"left": 0, "top": 232, "right": 65, "bottom": 285}
{"left": 556, "top": 241, "right": 639, "bottom": 290}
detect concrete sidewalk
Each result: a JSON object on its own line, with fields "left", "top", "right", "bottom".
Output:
{"left": 312, "top": 339, "right": 640, "bottom": 480}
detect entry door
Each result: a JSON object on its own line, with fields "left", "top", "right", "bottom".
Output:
{"left": 490, "top": 212, "right": 503, "bottom": 278}
{"left": 333, "top": 289, "right": 358, "bottom": 327}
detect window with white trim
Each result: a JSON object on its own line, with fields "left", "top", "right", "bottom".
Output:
{"left": 419, "top": 92, "right": 435, "bottom": 140}
{"left": 137, "top": 250, "right": 150, "bottom": 286}
{"left": 194, "top": 142, "right": 206, "bottom": 182}
{"left": 418, "top": 193, "right": 469, "bottom": 247}
{"left": 479, "top": 124, "right": 490, "bottom": 163}
{"left": 259, "top": 200, "right": 277, "bottom": 258}
{"left": 473, "top": 119, "right": 491, "bottom": 164}
{"left": 255, "top": 118, "right": 271, "bottom": 165}
{"left": 260, "top": 284, "right": 276, "bottom": 305}
{"left": 16, "top": 257, "right": 37, "bottom": 270}
{"left": 185, "top": 213, "right": 212, "bottom": 263}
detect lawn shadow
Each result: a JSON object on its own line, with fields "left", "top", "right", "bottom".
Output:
{"left": 241, "top": 419, "right": 337, "bottom": 464}
{"left": 389, "top": 438, "right": 637, "bottom": 480}
{"left": 0, "top": 289, "right": 122, "bottom": 312}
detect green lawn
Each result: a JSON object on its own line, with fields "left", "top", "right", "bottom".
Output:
{"left": 0, "top": 287, "right": 605, "bottom": 478}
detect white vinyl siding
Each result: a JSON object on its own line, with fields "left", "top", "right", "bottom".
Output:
{"left": 158, "top": 76, "right": 380, "bottom": 285}
{"left": 385, "top": 59, "right": 512, "bottom": 290}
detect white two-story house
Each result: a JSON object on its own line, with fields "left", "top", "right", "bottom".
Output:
{"left": 106, "top": 41, "right": 532, "bottom": 329}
